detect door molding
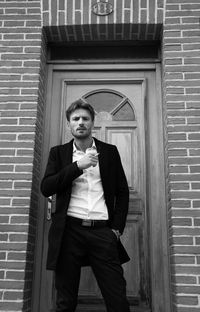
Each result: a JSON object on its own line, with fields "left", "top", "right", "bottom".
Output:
{"left": 32, "top": 63, "right": 171, "bottom": 312}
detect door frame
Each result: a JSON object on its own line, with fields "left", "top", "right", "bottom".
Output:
{"left": 32, "top": 62, "right": 171, "bottom": 312}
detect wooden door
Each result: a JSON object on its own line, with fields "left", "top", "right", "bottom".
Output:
{"left": 65, "top": 82, "right": 147, "bottom": 305}
{"left": 36, "top": 65, "right": 170, "bottom": 312}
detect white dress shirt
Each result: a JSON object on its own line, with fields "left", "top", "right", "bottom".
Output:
{"left": 67, "top": 140, "right": 109, "bottom": 220}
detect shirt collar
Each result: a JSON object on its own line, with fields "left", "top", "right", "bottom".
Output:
{"left": 73, "top": 139, "right": 96, "bottom": 153}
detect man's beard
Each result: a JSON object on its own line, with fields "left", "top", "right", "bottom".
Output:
{"left": 72, "top": 129, "right": 91, "bottom": 139}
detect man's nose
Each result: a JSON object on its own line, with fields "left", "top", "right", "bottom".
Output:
{"left": 78, "top": 118, "right": 84, "bottom": 125}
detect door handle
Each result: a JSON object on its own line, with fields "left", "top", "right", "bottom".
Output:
{"left": 47, "top": 197, "right": 52, "bottom": 220}
{"left": 47, "top": 194, "right": 56, "bottom": 220}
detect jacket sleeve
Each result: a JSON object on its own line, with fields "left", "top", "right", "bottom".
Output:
{"left": 110, "top": 146, "right": 129, "bottom": 234}
{"left": 40, "top": 146, "right": 83, "bottom": 198}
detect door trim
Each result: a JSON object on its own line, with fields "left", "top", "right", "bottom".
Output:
{"left": 32, "top": 62, "right": 171, "bottom": 312}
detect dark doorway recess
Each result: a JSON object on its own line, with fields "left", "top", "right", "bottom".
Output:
{"left": 49, "top": 42, "right": 160, "bottom": 62}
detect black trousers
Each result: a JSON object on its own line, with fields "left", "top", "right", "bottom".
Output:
{"left": 55, "top": 218, "right": 130, "bottom": 312}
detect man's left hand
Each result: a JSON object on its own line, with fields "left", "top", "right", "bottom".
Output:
{"left": 111, "top": 229, "right": 121, "bottom": 240}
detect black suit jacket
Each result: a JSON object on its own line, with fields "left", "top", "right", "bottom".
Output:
{"left": 41, "top": 138, "right": 130, "bottom": 270}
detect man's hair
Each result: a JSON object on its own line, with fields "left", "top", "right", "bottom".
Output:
{"left": 66, "top": 99, "right": 95, "bottom": 121}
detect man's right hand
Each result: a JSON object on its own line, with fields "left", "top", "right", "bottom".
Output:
{"left": 77, "top": 153, "right": 99, "bottom": 170}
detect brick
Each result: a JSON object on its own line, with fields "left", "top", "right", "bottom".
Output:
{"left": 192, "top": 183, "right": 200, "bottom": 190}
{"left": 15, "top": 165, "right": 33, "bottom": 172}
{"left": 26, "top": 20, "right": 41, "bottom": 27}
{"left": 193, "top": 201, "right": 200, "bottom": 208}
{"left": 170, "top": 166, "right": 188, "bottom": 173}
{"left": 195, "top": 237, "right": 200, "bottom": 245}
{"left": 169, "top": 158, "right": 200, "bottom": 165}
{"left": 12, "top": 198, "right": 31, "bottom": 206}
{"left": 174, "top": 308, "right": 200, "bottom": 312}
{"left": 172, "top": 229, "right": 200, "bottom": 236}
{"left": 168, "top": 125, "right": 200, "bottom": 135}
{"left": 7, "top": 252, "right": 26, "bottom": 261}
{"left": 171, "top": 255, "right": 195, "bottom": 265}
{"left": 0, "top": 233, "right": 8, "bottom": 241}
{"left": 176, "top": 286, "right": 200, "bottom": 295}
{"left": 0, "top": 149, "right": 15, "bottom": 155}
{"left": 167, "top": 102, "right": 185, "bottom": 109}
{"left": 0, "top": 300, "right": 24, "bottom": 310}
{"left": 166, "top": 4, "right": 179, "bottom": 10}
{"left": 6, "top": 271, "right": 25, "bottom": 280}
{"left": 183, "top": 31, "right": 200, "bottom": 37}
{"left": 189, "top": 150, "right": 200, "bottom": 156}
{"left": 167, "top": 96, "right": 200, "bottom": 103}
{"left": 167, "top": 87, "right": 184, "bottom": 94}
{"left": 16, "top": 149, "right": 34, "bottom": 156}
{"left": 190, "top": 165, "right": 200, "bottom": 173}
{"left": 0, "top": 14, "right": 41, "bottom": 21}
{"left": 0, "top": 198, "right": 11, "bottom": 206}
{"left": 10, "top": 216, "right": 29, "bottom": 224}
{"left": 14, "top": 181, "right": 32, "bottom": 189}
{"left": 185, "top": 58, "right": 200, "bottom": 65}
{"left": 0, "top": 271, "right": 4, "bottom": 279}
{"left": 186, "top": 88, "right": 200, "bottom": 94}
{"left": 168, "top": 133, "right": 186, "bottom": 140}
{"left": 5, "top": 8, "right": 26, "bottom": 14}
{"left": 9, "top": 234, "right": 28, "bottom": 242}
{"left": 0, "top": 190, "right": 31, "bottom": 198}
{"left": 172, "top": 209, "right": 200, "bottom": 218}
{"left": 2, "top": 53, "right": 40, "bottom": 61}
{"left": 0, "top": 252, "right": 6, "bottom": 260}
{"left": 171, "top": 200, "right": 191, "bottom": 208}
{"left": 0, "top": 242, "right": 28, "bottom": 251}
{"left": 0, "top": 215, "right": 9, "bottom": 223}
{"left": 173, "top": 266, "right": 200, "bottom": 275}
{"left": 185, "top": 73, "right": 200, "bottom": 79}
{"left": 188, "top": 133, "right": 200, "bottom": 140}
{"left": 194, "top": 219, "right": 200, "bottom": 226}
{"left": 169, "top": 150, "right": 187, "bottom": 157}
{"left": 27, "top": 8, "right": 41, "bottom": 14}
{"left": 172, "top": 236, "right": 193, "bottom": 244}
{"left": 172, "top": 218, "right": 192, "bottom": 227}
{"left": 0, "top": 164, "right": 14, "bottom": 173}
{"left": 3, "top": 291, "right": 23, "bottom": 301}
{"left": 169, "top": 142, "right": 200, "bottom": 149}
{"left": 170, "top": 182, "right": 189, "bottom": 190}
{"left": 187, "top": 103, "right": 200, "bottom": 109}
{"left": 177, "top": 296, "right": 198, "bottom": 305}
{"left": 168, "top": 118, "right": 186, "bottom": 125}
{"left": 18, "top": 133, "right": 35, "bottom": 141}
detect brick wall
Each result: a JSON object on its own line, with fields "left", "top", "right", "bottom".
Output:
{"left": 0, "top": 0, "right": 200, "bottom": 311}
{"left": 164, "top": 0, "right": 200, "bottom": 311}
{"left": 0, "top": 1, "right": 45, "bottom": 311}
{"left": 42, "top": 0, "right": 163, "bottom": 41}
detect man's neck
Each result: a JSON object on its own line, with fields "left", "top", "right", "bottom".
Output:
{"left": 74, "top": 137, "right": 93, "bottom": 152}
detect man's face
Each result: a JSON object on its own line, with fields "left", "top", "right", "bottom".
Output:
{"left": 68, "top": 109, "right": 94, "bottom": 139}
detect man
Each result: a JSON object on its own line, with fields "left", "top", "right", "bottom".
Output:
{"left": 41, "top": 99, "right": 130, "bottom": 312}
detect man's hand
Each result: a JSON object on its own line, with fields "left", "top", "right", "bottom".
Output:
{"left": 77, "top": 153, "right": 99, "bottom": 170}
{"left": 111, "top": 229, "right": 121, "bottom": 240}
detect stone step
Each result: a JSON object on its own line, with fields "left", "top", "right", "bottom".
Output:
{"left": 77, "top": 304, "right": 151, "bottom": 312}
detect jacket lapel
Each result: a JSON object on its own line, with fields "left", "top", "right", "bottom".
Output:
{"left": 60, "top": 139, "right": 73, "bottom": 167}
{"left": 94, "top": 138, "right": 108, "bottom": 190}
